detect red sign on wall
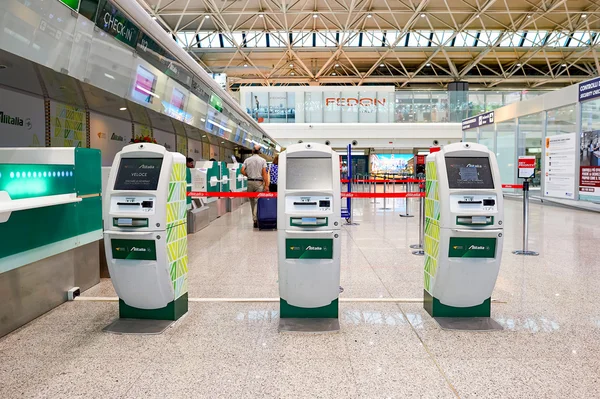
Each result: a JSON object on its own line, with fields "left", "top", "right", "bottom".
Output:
{"left": 416, "top": 155, "right": 426, "bottom": 165}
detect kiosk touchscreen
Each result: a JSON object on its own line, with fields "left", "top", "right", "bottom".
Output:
{"left": 278, "top": 143, "right": 341, "bottom": 331}
{"left": 104, "top": 143, "right": 188, "bottom": 323}
{"left": 424, "top": 142, "right": 503, "bottom": 319}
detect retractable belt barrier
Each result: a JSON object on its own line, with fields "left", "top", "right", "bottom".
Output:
{"left": 341, "top": 178, "right": 425, "bottom": 184}
{"left": 188, "top": 191, "right": 425, "bottom": 199}
{"left": 502, "top": 184, "right": 524, "bottom": 189}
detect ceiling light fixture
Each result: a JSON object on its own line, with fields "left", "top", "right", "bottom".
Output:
{"left": 151, "top": 16, "right": 157, "bottom": 20}
{"left": 380, "top": 63, "right": 385, "bottom": 67}
{"left": 582, "top": 14, "right": 587, "bottom": 19}
{"left": 291, "top": 72, "right": 295, "bottom": 75}
{"left": 244, "top": 63, "right": 248, "bottom": 67}
{"left": 516, "top": 63, "right": 522, "bottom": 67}
{"left": 367, "top": 13, "right": 372, "bottom": 18}
{"left": 205, "top": 15, "right": 210, "bottom": 19}
{"left": 259, "top": 14, "right": 264, "bottom": 18}
{"left": 421, "top": 13, "right": 426, "bottom": 18}
{"left": 332, "top": 72, "right": 336, "bottom": 75}
{"left": 313, "top": 13, "right": 318, "bottom": 18}
{"left": 289, "top": 63, "right": 294, "bottom": 67}
{"left": 335, "top": 63, "right": 339, "bottom": 67}
{"left": 527, "top": 14, "right": 531, "bottom": 19}
{"left": 426, "top": 63, "right": 431, "bottom": 66}
{"left": 562, "top": 63, "right": 567, "bottom": 67}
{"left": 119, "top": 107, "right": 127, "bottom": 111}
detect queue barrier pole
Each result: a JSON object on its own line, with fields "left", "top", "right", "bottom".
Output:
{"left": 512, "top": 178, "right": 539, "bottom": 256}
{"left": 399, "top": 179, "right": 414, "bottom": 218}
{"left": 411, "top": 183, "right": 425, "bottom": 256}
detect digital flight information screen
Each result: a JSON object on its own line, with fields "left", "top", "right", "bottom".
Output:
{"left": 114, "top": 158, "right": 163, "bottom": 191}
{"left": 445, "top": 157, "right": 494, "bottom": 189}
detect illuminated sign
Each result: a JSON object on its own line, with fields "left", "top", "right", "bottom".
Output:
{"left": 96, "top": 1, "right": 140, "bottom": 49}
{"left": 58, "top": 0, "right": 80, "bottom": 12}
{"left": 325, "top": 97, "right": 386, "bottom": 107}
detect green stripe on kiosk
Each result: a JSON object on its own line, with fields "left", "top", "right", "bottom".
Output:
{"left": 103, "top": 143, "right": 188, "bottom": 332}
{"left": 278, "top": 143, "right": 341, "bottom": 332}
{"left": 423, "top": 142, "right": 504, "bottom": 329}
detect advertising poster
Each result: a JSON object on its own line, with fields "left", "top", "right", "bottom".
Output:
{"left": 370, "top": 154, "right": 414, "bottom": 174}
{"left": 544, "top": 133, "right": 576, "bottom": 199}
{"left": 579, "top": 129, "right": 600, "bottom": 202}
{"left": 89, "top": 113, "right": 131, "bottom": 166}
{"left": 131, "top": 65, "right": 158, "bottom": 104}
{"left": 187, "top": 139, "right": 202, "bottom": 159}
{"left": 51, "top": 101, "right": 85, "bottom": 148}
{"left": 0, "top": 88, "right": 44, "bottom": 147}
{"left": 153, "top": 129, "right": 176, "bottom": 152}
{"left": 518, "top": 156, "right": 536, "bottom": 179}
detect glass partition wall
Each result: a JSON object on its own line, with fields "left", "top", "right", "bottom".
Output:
{"left": 518, "top": 112, "right": 544, "bottom": 190}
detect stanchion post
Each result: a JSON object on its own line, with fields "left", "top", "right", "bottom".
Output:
{"left": 513, "top": 178, "right": 538, "bottom": 256}
{"left": 399, "top": 179, "right": 414, "bottom": 218}
{"left": 412, "top": 183, "right": 425, "bottom": 255}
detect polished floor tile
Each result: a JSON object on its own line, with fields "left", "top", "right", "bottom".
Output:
{"left": 3, "top": 199, "right": 600, "bottom": 398}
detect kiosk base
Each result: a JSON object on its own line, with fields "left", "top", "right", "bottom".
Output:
{"left": 103, "top": 318, "right": 176, "bottom": 335}
{"left": 279, "top": 317, "right": 340, "bottom": 333}
{"left": 434, "top": 317, "right": 503, "bottom": 331}
{"left": 280, "top": 298, "right": 338, "bottom": 319}
{"left": 118, "top": 293, "right": 188, "bottom": 321}
{"left": 424, "top": 290, "right": 491, "bottom": 318}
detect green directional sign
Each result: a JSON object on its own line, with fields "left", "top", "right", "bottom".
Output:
{"left": 58, "top": 0, "right": 81, "bottom": 12}
{"left": 210, "top": 93, "right": 224, "bottom": 113}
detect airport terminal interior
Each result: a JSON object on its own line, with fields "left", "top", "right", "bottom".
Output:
{"left": 1, "top": 0, "right": 600, "bottom": 398}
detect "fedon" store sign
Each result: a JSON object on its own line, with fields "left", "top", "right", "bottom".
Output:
{"left": 325, "top": 97, "right": 386, "bottom": 107}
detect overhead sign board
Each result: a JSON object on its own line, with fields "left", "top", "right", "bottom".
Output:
{"left": 517, "top": 156, "right": 536, "bottom": 179}
{"left": 96, "top": 1, "right": 141, "bottom": 49}
{"left": 579, "top": 77, "right": 600, "bottom": 102}
{"left": 462, "top": 111, "right": 494, "bottom": 131}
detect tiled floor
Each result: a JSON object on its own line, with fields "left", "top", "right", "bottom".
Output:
{"left": 2, "top": 197, "right": 600, "bottom": 398}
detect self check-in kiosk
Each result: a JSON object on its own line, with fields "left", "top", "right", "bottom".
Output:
{"left": 104, "top": 143, "right": 188, "bottom": 328}
{"left": 278, "top": 143, "right": 341, "bottom": 331}
{"left": 228, "top": 162, "right": 246, "bottom": 192}
{"left": 191, "top": 160, "right": 226, "bottom": 220}
{"left": 424, "top": 142, "right": 503, "bottom": 321}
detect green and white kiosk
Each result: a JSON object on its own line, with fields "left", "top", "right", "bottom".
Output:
{"left": 191, "top": 160, "right": 226, "bottom": 220}
{"left": 103, "top": 143, "right": 188, "bottom": 333}
{"left": 277, "top": 143, "right": 342, "bottom": 332}
{"left": 424, "top": 142, "right": 504, "bottom": 329}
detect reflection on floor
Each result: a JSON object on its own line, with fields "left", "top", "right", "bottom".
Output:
{"left": 2, "top": 198, "right": 600, "bottom": 398}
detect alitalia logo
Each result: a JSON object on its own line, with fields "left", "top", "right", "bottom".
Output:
{"left": 0, "top": 111, "right": 31, "bottom": 129}
{"left": 130, "top": 247, "right": 148, "bottom": 252}
{"left": 306, "top": 246, "right": 324, "bottom": 251}
{"left": 469, "top": 245, "right": 487, "bottom": 250}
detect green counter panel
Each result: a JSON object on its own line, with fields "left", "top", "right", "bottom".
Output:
{"left": 75, "top": 148, "right": 101, "bottom": 196}
{"left": 280, "top": 298, "right": 338, "bottom": 319}
{"left": 423, "top": 290, "right": 491, "bottom": 318}
{"left": 119, "top": 293, "right": 189, "bottom": 321}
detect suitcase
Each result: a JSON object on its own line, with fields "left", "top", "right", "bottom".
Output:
{"left": 257, "top": 197, "right": 277, "bottom": 230}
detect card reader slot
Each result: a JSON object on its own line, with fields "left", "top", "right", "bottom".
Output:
{"left": 117, "top": 202, "right": 141, "bottom": 206}
{"left": 458, "top": 201, "right": 483, "bottom": 204}
{"left": 293, "top": 202, "right": 318, "bottom": 206}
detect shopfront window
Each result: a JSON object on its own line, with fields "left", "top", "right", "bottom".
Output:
{"left": 464, "top": 128, "right": 477, "bottom": 143}
{"left": 518, "top": 112, "right": 543, "bottom": 189}
{"left": 497, "top": 119, "right": 517, "bottom": 190}
{"left": 479, "top": 124, "right": 495, "bottom": 153}
{"left": 581, "top": 100, "right": 600, "bottom": 203}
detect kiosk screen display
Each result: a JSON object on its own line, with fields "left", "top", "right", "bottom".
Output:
{"left": 114, "top": 158, "right": 163, "bottom": 190}
{"left": 445, "top": 157, "right": 494, "bottom": 189}
{"left": 287, "top": 157, "right": 332, "bottom": 190}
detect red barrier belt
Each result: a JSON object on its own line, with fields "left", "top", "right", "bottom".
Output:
{"left": 502, "top": 184, "right": 524, "bottom": 189}
{"left": 188, "top": 191, "right": 425, "bottom": 198}
{"left": 341, "top": 179, "right": 424, "bottom": 184}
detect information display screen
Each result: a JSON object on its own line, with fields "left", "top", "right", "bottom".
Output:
{"left": 445, "top": 157, "right": 494, "bottom": 189}
{"left": 114, "top": 158, "right": 163, "bottom": 191}
{"left": 287, "top": 157, "right": 332, "bottom": 190}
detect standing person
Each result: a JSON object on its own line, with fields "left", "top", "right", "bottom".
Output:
{"left": 242, "top": 145, "right": 269, "bottom": 228}
{"left": 254, "top": 96, "right": 260, "bottom": 121}
{"left": 186, "top": 157, "right": 194, "bottom": 168}
{"left": 269, "top": 154, "right": 279, "bottom": 193}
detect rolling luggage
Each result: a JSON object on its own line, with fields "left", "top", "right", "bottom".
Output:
{"left": 257, "top": 197, "right": 277, "bottom": 230}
